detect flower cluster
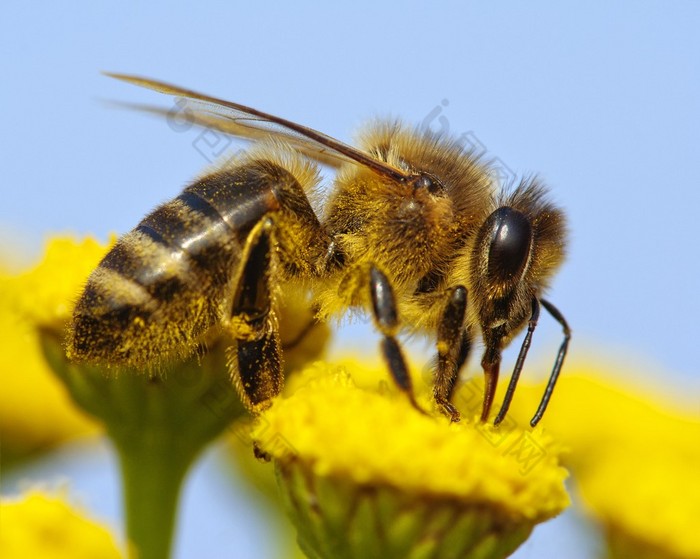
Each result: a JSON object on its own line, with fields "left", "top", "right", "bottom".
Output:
{"left": 4, "top": 235, "right": 698, "bottom": 559}
{"left": 0, "top": 237, "right": 107, "bottom": 465}
{"left": 501, "top": 367, "right": 700, "bottom": 559}
{"left": 253, "top": 361, "right": 570, "bottom": 559}
{"left": 0, "top": 491, "right": 123, "bottom": 559}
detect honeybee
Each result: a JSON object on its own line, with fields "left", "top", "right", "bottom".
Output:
{"left": 69, "top": 74, "right": 570, "bottom": 427}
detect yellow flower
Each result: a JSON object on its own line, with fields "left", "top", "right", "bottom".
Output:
{"left": 0, "top": 491, "right": 124, "bottom": 559}
{"left": 253, "top": 360, "right": 570, "bottom": 559}
{"left": 0, "top": 237, "right": 109, "bottom": 465}
{"left": 501, "top": 364, "right": 700, "bottom": 559}
{"left": 2, "top": 236, "right": 114, "bottom": 325}
{"left": 581, "top": 443, "right": 700, "bottom": 559}
{"left": 25, "top": 235, "right": 245, "bottom": 559}
{"left": 4, "top": 233, "right": 331, "bottom": 559}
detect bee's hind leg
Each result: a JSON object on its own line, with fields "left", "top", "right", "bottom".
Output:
{"left": 368, "top": 266, "right": 424, "bottom": 414}
{"left": 227, "top": 218, "right": 283, "bottom": 416}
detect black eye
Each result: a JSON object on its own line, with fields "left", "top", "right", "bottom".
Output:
{"left": 486, "top": 207, "right": 533, "bottom": 282}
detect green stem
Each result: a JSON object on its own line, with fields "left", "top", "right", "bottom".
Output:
{"left": 114, "top": 429, "right": 196, "bottom": 559}
{"left": 39, "top": 330, "right": 245, "bottom": 559}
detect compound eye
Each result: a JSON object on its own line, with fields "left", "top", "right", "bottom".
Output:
{"left": 486, "top": 207, "right": 533, "bottom": 282}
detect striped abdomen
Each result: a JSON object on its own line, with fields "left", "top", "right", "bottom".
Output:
{"left": 69, "top": 163, "right": 281, "bottom": 367}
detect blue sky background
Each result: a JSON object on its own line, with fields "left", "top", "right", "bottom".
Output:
{"left": 2, "top": 2, "right": 699, "bottom": 558}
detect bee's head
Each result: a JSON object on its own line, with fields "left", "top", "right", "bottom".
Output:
{"left": 469, "top": 177, "right": 567, "bottom": 330}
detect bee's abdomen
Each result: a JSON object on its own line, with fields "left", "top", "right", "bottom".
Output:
{"left": 69, "top": 164, "right": 286, "bottom": 367}
{"left": 70, "top": 191, "right": 241, "bottom": 366}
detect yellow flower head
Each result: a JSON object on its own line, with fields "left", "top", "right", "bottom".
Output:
{"left": 3, "top": 236, "right": 114, "bottom": 326}
{"left": 15, "top": 237, "right": 250, "bottom": 559}
{"left": 501, "top": 365, "right": 700, "bottom": 559}
{"left": 580, "top": 443, "right": 700, "bottom": 559}
{"left": 0, "top": 236, "right": 111, "bottom": 463}
{"left": 253, "top": 361, "right": 570, "bottom": 559}
{"left": 0, "top": 491, "right": 124, "bottom": 559}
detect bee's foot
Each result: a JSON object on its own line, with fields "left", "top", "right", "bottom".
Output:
{"left": 253, "top": 442, "right": 272, "bottom": 462}
{"left": 436, "top": 399, "right": 461, "bottom": 423}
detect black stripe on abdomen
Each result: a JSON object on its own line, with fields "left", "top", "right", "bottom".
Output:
{"left": 176, "top": 190, "right": 224, "bottom": 224}
{"left": 98, "top": 160, "right": 294, "bottom": 304}
{"left": 136, "top": 190, "right": 236, "bottom": 288}
{"left": 98, "top": 236, "right": 188, "bottom": 303}
{"left": 184, "top": 163, "right": 282, "bottom": 237}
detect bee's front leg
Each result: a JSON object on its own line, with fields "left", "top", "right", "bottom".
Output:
{"left": 529, "top": 299, "right": 571, "bottom": 427}
{"left": 494, "top": 297, "right": 540, "bottom": 426}
{"left": 227, "top": 218, "right": 282, "bottom": 416}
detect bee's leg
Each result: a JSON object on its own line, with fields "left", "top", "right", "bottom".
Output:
{"left": 453, "top": 329, "right": 473, "bottom": 389}
{"left": 369, "top": 266, "right": 423, "bottom": 413}
{"left": 434, "top": 286, "right": 468, "bottom": 422}
{"left": 227, "top": 218, "right": 283, "bottom": 415}
{"left": 493, "top": 298, "right": 540, "bottom": 425}
{"left": 529, "top": 299, "right": 571, "bottom": 427}
{"left": 215, "top": 154, "right": 334, "bottom": 413}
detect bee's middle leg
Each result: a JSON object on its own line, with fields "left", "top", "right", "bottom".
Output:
{"left": 368, "top": 266, "right": 424, "bottom": 413}
{"left": 227, "top": 218, "right": 283, "bottom": 415}
{"left": 434, "top": 286, "right": 469, "bottom": 422}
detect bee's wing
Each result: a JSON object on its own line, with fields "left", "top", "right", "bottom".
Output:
{"left": 106, "top": 73, "right": 410, "bottom": 181}
{"left": 109, "top": 100, "right": 349, "bottom": 170}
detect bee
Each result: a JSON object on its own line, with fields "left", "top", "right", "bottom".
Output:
{"left": 68, "top": 74, "right": 570, "bottom": 427}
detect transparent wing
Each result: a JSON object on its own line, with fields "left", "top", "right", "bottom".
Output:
{"left": 108, "top": 100, "right": 349, "bottom": 169}
{"left": 105, "top": 73, "right": 410, "bottom": 180}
